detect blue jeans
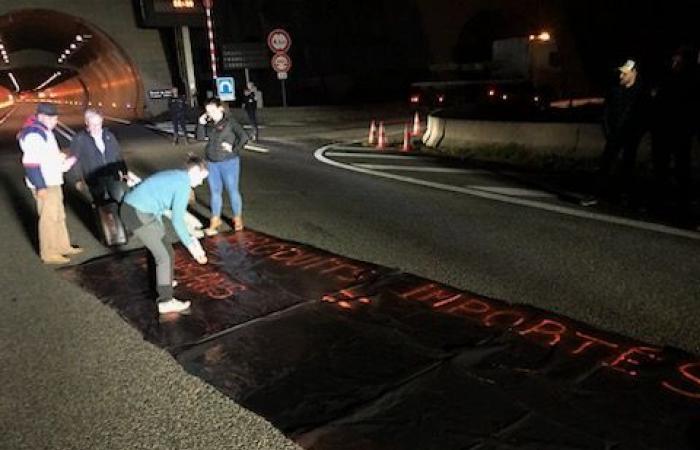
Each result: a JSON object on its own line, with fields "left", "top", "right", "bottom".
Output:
{"left": 207, "top": 157, "right": 242, "bottom": 217}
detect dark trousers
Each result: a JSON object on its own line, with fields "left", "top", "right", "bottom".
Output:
{"left": 172, "top": 116, "right": 189, "bottom": 142}
{"left": 651, "top": 126, "right": 693, "bottom": 206}
{"left": 244, "top": 107, "right": 258, "bottom": 139}
{"left": 120, "top": 202, "right": 173, "bottom": 303}
{"left": 597, "top": 132, "right": 644, "bottom": 197}
{"left": 88, "top": 177, "right": 126, "bottom": 206}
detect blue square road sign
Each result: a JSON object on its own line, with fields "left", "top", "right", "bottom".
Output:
{"left": 216, "top": 77, "right": 236, "bottom": 101}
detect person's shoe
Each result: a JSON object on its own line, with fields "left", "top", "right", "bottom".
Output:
{"left": 233, "top": 215, "right": 244, "bottom": 232}
{"left": 158, "top": 298, "right": 191, "bottom": 314}
{"left": 579, "top": 196, "right": 598, "bottom": 207}
{"left": 43, "top": 255, "right": 70, "bottom": 265}
{"left": 63, "top": 246, "right": 84, "bottom": 256}
{"left": 204, "top": 216, "right": 222, "bottom": 236}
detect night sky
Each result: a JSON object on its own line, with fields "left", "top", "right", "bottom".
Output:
{"left": 189, "top": 0, "right": 700, "bottom": 103}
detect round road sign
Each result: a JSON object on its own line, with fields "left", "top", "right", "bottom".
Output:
{"left": 267, "top": 28, "right": 292, "bottom": 53}
{"left": 271, "top": 52, "right": 292, "bottom": 73}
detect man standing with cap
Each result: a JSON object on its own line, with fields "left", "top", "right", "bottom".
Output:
{"left": 581, "top": 59, "right": 651, "bottom": 206}
{"left": 18, "top": 102, "right": 82, "bottom": 264}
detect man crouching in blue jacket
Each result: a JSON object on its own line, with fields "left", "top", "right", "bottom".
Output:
{"left": 120, "top": 155, "right": 209, "bottom": 315}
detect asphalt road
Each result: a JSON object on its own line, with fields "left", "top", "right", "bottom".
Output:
{"left": 1, "top": 101, "right": 699, "bottom": 448}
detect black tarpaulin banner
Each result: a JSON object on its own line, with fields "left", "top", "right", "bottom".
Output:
{"left": 59, "top": 230, "right": 700, "bottom": 450}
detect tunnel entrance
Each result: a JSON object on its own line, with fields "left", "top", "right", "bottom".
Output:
{"left": 0, "top": 8, "right": 143, "bottom": 118}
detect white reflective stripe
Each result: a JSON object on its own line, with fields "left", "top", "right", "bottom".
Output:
{"left": 354, "top": 163, "right": 488, "bottom": 174}
{"left": 468, "top": 185, "right": 555, "bottom": 198}
{"left": 103, "top": 115, "right": 131, "bottom": 125}
{"left": 325, "top": 152, "right": 433, "bottom": 160}
{"left": 244, "top": 144, "right": 270, "bottom": 153}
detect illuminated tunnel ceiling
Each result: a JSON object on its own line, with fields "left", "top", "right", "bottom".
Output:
{"left": 0, "top": 8, "right": 143, "bottom": 117}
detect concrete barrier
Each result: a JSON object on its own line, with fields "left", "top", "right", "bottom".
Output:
{"left": 422, "top": 114, "right": 663, "bottom": 162}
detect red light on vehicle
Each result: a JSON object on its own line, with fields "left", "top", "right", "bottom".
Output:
{"left": 488, "top": 89, "right": 496, "bottom": 97}
{"left": 410, "top": 95, "right": 420, "bottom": 104}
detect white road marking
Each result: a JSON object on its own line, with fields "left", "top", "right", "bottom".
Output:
{"left": 144, "top": 123, "right": 196, "bottom": 138}
{"left": 468, "top": 185, "right": 556, "bottom": 198}
{"left": 54, "top": 121, "right": 75, "bottom": 141}
{"left": 315, "top": 144, "right": 700, "bottom": 240}
{"left": 244, "top": 144, "right": 270, "bottom": 153}
{"left": 104, "top": 116, "right": 131, "bottom": 125}
{"left": 0, "top": 105, "right": 17, "bottom": 126}
{"left": 145, "top": 123, "right": 270, "bottom": 153}
{"left": 325, "top": 152, "right": 434, "bottom": 160}
{"left": 354, "top": 163, "right": 489, "bottom": 175}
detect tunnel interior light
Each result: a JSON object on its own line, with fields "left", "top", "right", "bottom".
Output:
{"left": 8, "top": 72, "right": 20, "bottom": 92}
{"left": 58, "top": 34, "right": 91, "bottom": 65}
{"left": 0, "top": 40, "right": 7, "bottom": 65}
{"left": 34, "top": 71, "right": 62, "bottom": 91}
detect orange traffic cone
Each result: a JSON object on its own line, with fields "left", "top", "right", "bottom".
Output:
{"left": 368, "top": 120, "right": 377, "bottom": 145}
{"left": 376, "top": 121, "right": 388, "bottom": 149}
{"left": 402, "top": 123, "right": 412, "bottom": 152}
{"left": 412, "top": 111, "right": 422, "bottom": 136}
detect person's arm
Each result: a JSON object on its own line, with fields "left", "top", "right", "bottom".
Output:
{"left": 171, "top": 186, "right": 194, "bottom": 247}
{"left": 171, "top": 185, "right": 207, "bottom": 263}
{"left": 229, "top": 119, "right": 249, "bottom": 152}
{"left": 107, "top": 131, "right": 128, "bottom": 176}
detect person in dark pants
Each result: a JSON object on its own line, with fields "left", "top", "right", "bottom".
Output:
{"left": 581, "top": 60, "right": 651, "bottom": 206}
{"left": 243, "top": 82, "right": 259, "bottom": 141}
{"left": 71, "top": 108, "right": 129, "bottom": 206}
{"left": 120, "top": 155, "right": 209, "bottom": 315}
{"left": 169, "top": 89, "right": 189, "bottom": 145}
{"left": 650, "top": 46, "right": 698, "bottom": 216}
{"left": 199, "top": 97, "right": 249, "bottom": 236}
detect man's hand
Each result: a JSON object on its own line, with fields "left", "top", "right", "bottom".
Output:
{"left": 75, "top": 180, "right": 86, "bottom": 193}
{"left": 36, "top": 188, "right": 48, "bottom": 200}
{"left": 221, "top": 142, "right": 233, "bottom": 152}
{"left": 198, "top": 113, "right": 208, "bottom": 125}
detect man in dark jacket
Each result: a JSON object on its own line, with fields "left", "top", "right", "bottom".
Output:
{"left": 71, "top": 108, "right": 128, "bottom": 206}
{"left": 169, "top": 89, "right": 189, "bottom": 145}
{"left": 198, "top": 97, "right": 249, "bottom": 235}
{"left": 651, "top": 46, "right": 698, "bottom": 213}
{"left": 581, "top": 59, "right": 651, "bottom": 206}
{"left": 243, "top": 82, "right": 259, "bottom": 140}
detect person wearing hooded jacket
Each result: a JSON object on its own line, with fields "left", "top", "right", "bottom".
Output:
{"left": 198, "top": 97, "right": 249, "bottom": 235}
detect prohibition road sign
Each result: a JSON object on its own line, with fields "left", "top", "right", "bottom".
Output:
{"left": 267, "top": 28, "right": 292, "bottom": 53}
{"left": 271, "top": 52, "right": 292, "bottom": 73}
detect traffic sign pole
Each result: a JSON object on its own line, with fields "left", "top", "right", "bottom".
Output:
{"left": 281, "top": 79, "right": 287, "bottom": 107}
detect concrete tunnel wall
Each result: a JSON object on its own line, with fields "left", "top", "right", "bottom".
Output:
{"left": 0, "top": 1, "right": 173, "bottom": 118}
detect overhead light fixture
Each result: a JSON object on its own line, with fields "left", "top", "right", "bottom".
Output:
{"left": 75, "top": 35, "right": 83, "bottom": 42}
{"left": 70, "top": 43, "right": 76, "bottom": 49}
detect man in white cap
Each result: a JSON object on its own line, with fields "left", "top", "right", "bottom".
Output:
{"left": 581, "top": 59, "right": 651, "bottom": 206}
{"left": 18, "top": 102, "right": 82, "bottom": 264}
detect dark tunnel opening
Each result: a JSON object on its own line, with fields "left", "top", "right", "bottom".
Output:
{"left": 0, "top": 8, "right": 144, "bottom": 118}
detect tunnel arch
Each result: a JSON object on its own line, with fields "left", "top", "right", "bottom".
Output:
{"left": 0, "top": 8, "right": 146, "bottom": 119}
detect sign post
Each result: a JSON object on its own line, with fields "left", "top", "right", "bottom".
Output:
{"left": 267, "top": 28, "right": 292, "bottom": 107}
